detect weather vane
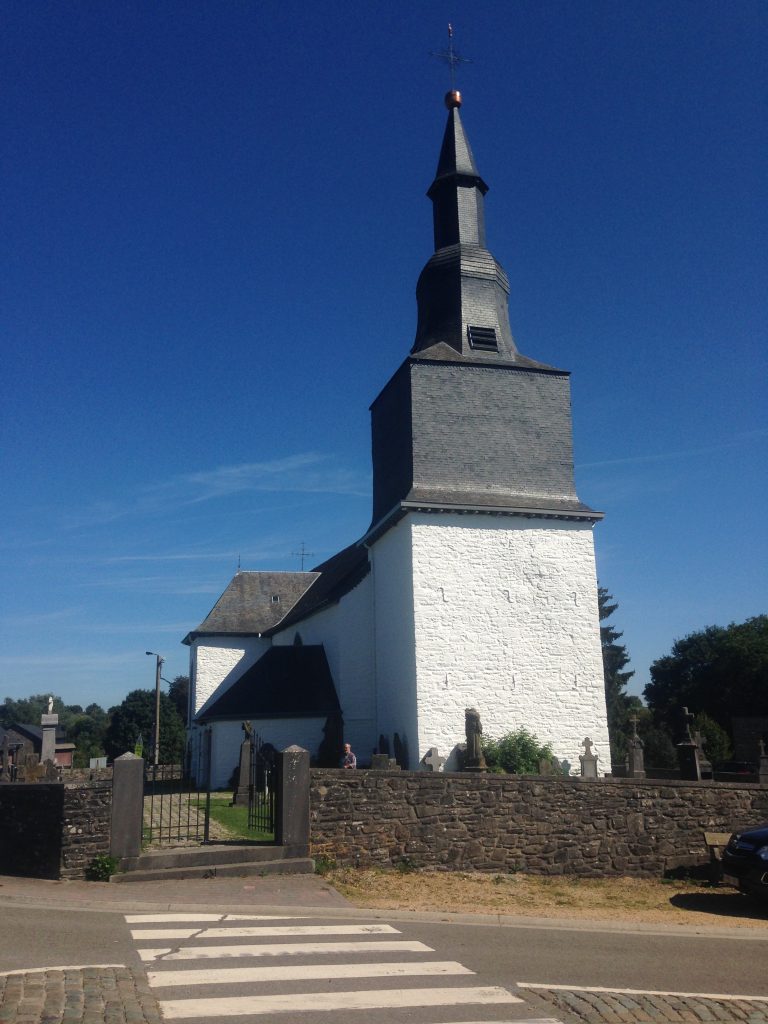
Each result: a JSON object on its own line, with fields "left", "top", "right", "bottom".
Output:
{"left": 430, "top": 23, "right": 472, "bottom": 92}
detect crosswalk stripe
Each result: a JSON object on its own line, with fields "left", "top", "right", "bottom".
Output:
{"left": 131, "top": 923, "right": 399, "bottom": 940}
{"left": 159, "top": 985, "right": 524, "bottom": 1017}
{"left": 147, "top": 960, "right": 474, "bottom": 987}
{"left": 138, "top": 939, "right": 434, "bottom": 962}
{"left": 124, "top": 914, "right": 297, "bottom": 923}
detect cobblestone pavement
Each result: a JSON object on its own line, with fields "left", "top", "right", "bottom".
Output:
{"left": 531, "top": 987, "right": 768, "bottom": 1022}
{"left": 0, "top": 968, "right": 162, "bottom": 1024}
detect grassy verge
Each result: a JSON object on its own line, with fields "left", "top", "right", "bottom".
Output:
{"left": 321, "top": 865, "right": 768, "bottom": 929}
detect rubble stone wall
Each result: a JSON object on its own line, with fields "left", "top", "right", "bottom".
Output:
{"left": 310, "top": 769, "right": 768, "bottom": 876}
{"left": 60, "top": 781, "right": 113, "bottom": 879}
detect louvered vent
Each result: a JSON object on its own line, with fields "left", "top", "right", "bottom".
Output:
{"left": 467, "top": 325, "right": 498, "bottom": 351}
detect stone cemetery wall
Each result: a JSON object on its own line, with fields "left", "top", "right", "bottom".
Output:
{"left": 310, "top": 769, "right": 768, "bottom": 877}
{"left": 0, "top": 784, "right": 65, "bottom": 879}
{"left": 60, "top": 780, "right": 113, "bottom": 879}
{"left": 0, "top": 781, "right": 112, "bottom": 880}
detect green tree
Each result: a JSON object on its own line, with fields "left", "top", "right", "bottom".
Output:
{"left": 168, "top": 675, "right": 190, "bottom": 724}
{"left": 482, "top": 728, "right": 553, "bottom": 774}
{"left": 644, "top": 615, "right": 768, "bottom": 739}
{"left": 105, "top": 689, "right": 186, "bottom": 764}
{"left": 598, "top": 587, "right": 635, "bottom": 763}
{"left": 693, "top": 711, "right": 732, "bottom": 766}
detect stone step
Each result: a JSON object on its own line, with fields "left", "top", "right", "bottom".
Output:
{"left": 121, "top": 843, "right": 298, "bottom": 872}
{"left": 111, "top": 856, "right": 315, "bottom": 883}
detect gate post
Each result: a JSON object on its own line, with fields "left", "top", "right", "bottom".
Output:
{"left": 275, "top": 745, "right": 310, "bottom": 855}
{"left": 111, "top": 752, "right": 144, "bottom": 863}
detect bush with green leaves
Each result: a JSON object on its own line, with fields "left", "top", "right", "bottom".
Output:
{"left": 482, "top": 728, "right": 553, "bottom": 774}
{"left": 85, "top": 854, "right": 119, "bottom": 881}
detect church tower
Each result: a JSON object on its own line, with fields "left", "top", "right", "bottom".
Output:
{"left": 366, "top": 91, "right": 610, "bottom": 770}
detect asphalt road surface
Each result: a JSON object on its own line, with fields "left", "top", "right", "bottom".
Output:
{"left": 2, "top": 904, "right": 768, "bottom": 1023}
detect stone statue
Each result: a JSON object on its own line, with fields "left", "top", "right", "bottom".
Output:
{"left": 47, "top": 696, "right": 54, "bottom": 714}
{"left": 464, "top": 708, "right": 487, "bottom": 770}
{"left": 242, "top": 720, "right": 253, "bottom": 739}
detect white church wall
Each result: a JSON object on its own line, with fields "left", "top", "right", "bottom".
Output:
{"left": 368, "top": 519, "right": 419, "bottom": 767}
{"left": 271, "top": 572, "right": 377, "bottom": 761}
{"left": 191, "top": 636, "right": 271, "bottom": 717}
{"left": 207, "top": 717, "right": 327, "bottom": 791}
{"left": 408, "top": 512, "right": 610, "bottom": 773}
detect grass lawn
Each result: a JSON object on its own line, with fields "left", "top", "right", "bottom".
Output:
{"left": 194, "top": 793, "right": 274, "bottom": 842}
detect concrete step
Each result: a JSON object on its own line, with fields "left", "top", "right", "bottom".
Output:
{"left": 111, "top": 856, "right": 315, "bottom": 883}
{"left": 122, "top": 843, "right": 296, "bottom": 872}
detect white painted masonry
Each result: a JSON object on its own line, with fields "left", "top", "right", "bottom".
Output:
{"left": 405, "top": 511, "right": 609, "bottom": 771}
{"left": 272, "top": 574, "right": 377, "bottom": 759}
{"left": 368, "top": 522, "right": 418, "bottom": 762}
{"left": 191, "top": 636, "right": 270, "bottom": 717}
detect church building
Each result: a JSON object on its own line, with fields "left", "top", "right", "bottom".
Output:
{"left": 184, "top": 89, "right": 610, "bottom": 786}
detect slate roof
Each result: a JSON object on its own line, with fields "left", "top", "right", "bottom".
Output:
{"left": 196, "top": 645, "right": 340, "bottom": 722}
{"left": 412, "top": 100, "right": 556, "bottom": 370}
{"left": 184, "top": 571, "right": 319, "bottom": 643}
{"left": 263, "top": 542, "right": 370, "bottom": 637}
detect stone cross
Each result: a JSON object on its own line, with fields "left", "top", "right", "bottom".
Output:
{"left": 579, "top": 736, "right": 598, "bottom": 779}
{"left": 423, "top": 747, "right": 446, "bottom": 772}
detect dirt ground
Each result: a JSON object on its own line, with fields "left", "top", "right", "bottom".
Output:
{"left": 325, "top": 867, "right": 768, "bottom": 929}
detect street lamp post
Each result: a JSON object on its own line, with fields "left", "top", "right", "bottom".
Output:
{"left": 145, "top": 651, "right": 164, "bottom": 767}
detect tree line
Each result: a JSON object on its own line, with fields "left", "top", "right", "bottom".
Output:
{"left": 600, "top": 591, "right": 767, "bottom": 768}
{"left": 0, "top": 676, "right": 190, "bottom": 768}
{"left": 2, "top": 602, "right": 765, "bottom": 770}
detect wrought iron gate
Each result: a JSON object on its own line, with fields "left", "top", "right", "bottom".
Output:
{"left": 143, "top": 727, "right": 212, "bottom": 845}
{"left": 248, "top": 734, "right": 276, "bottom": 835}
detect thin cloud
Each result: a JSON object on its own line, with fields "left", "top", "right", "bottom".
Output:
{"left": 577, "top": 430, "right": 768, "bottom": 470}
{"left": 64, "top": 453, "right": 370, "bottom": 529}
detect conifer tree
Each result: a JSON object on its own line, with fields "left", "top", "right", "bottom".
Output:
{"left": 598, "top": 586, "right": 635, "bottom": 763}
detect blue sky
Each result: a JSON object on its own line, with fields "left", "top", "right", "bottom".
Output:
{"left": 1, "top": 1, "right": 766, "bottom": 712}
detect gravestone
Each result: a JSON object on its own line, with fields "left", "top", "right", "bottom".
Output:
{"left": 561, "top": 758, "right": 572, "bottom": 776}
{"left": 539, "top": 756, "right": 562, "bottom": 777}
{"left": 579, "top": 737, "right": 598, "bottom": 779}
{"left": 422, "top": 747, "right": 445, "bottom": 772}
{"left": 232, "top": 721, "right": 253, "bottom": 806}
{"left": 625, "top": 715, "right": 646, "bottom": 779}
{"left": 393, "top": 732, "right": 409, "bottom": 770}
{"left": 676, "top": 706, "right": 703, "bottom": 781}
{"left": 40, "top": 712, "right": 58, "bottom": 765}
{"left": 0, "top": 734, "right": 10, "bottom": 783}
{"left": 758, "top": 738, "right": 768, "bottom": 785}
{"left": 463, "top": 708, "right": 487, "bottom": 772}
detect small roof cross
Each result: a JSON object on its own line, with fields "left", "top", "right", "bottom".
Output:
{"left": 430, "top": 23, "right": 472, "bottom": 90}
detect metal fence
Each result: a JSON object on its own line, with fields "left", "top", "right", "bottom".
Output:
{"left": 143, "top": 728, "right": 212, "bottom": 845}
{"left": 248, "top": 735, "right": 276, "bottom": 835}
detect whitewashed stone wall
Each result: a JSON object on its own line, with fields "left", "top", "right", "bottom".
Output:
{"left": 272, "top": 571, "right": 377, "bottom": 761}
{"left": 190, "top": 636, "right": 270, "bottom": 717}
{"left": 369, "top": 522, "right": 419, "bottom": 764}
{"left": 407, "top": 512, "right": 609, "bottom": 771}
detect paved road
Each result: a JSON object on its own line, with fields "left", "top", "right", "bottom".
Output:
{"left": 2, "top": 900, "right": 768, "bottom": 1023}
{"left": 128, "top": 909, "right": 552, "bottom": 1023}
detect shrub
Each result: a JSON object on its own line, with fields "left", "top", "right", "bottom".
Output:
{"left": 85, "top": 854, "right": 119, "bottom": 881}
{"left": 482, "top": 728, "right": 553, "bottom": 774}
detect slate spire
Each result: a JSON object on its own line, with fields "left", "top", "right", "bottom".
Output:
{"left": 412, "top": 91, "right": 539, "bottom": 365}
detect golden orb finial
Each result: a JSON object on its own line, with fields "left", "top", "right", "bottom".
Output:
{"left": 445, "top": 89, "right": 462, "bottom": 109}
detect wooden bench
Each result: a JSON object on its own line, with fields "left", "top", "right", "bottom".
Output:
{"left": 704, "top": 831, "right": 732, "bottom": 882}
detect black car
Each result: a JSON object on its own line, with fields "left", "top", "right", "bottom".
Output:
{"left": 722, "top": 823, "right": 768, "bottom": 900}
